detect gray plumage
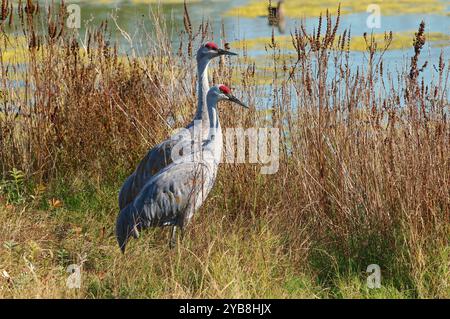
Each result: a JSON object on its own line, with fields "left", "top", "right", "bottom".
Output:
{"left": 118, "top": 44, "right": 237, "bottom": 211}
{"left": 117, "top": 160, "right": 215, "bottom": 251}
{"left": 118, "top": 139, "right": 177, "bottom": 209}
{"left": 116, "top": 85, "right": 247, "bottom": 252}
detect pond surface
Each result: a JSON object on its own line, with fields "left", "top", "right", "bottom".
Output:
{"left": 71, "top": 0, "right": 449, "bottom": 83}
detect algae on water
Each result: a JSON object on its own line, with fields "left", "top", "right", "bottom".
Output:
{"left": 226, "top": 0, "right": 448, "bottom": 18}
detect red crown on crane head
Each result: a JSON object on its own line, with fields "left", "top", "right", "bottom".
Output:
{"left": 219, "top": 85, "right": 231, "bottom": 95}
{"left": 205, "top": 42, "right": 219, "bottom": 50}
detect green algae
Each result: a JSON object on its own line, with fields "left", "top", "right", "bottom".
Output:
{"left": 226, "top": 0, "right": 448, "bottom": 18}
{"left": 232, "top": 31, "right": 450, "bottom": 52}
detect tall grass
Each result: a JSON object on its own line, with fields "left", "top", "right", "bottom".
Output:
{"left": 0, "top": 1, "right": 448, "bottom": 298}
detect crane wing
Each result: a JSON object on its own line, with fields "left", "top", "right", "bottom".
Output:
{"left": 118, "top": 128, "right": 195, "bottom": 210}
{"left": 116, "top": 160, "right": 213, "bottom": 252}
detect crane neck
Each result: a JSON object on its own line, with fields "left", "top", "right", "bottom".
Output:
{"left": 203, "top": 94, "right": 223, "bottom": 166}
{"left": 205, "top": 94, "right": 222, "bottom": 144}
{"left": 195, "top": 58, "right": 211, "bottom": 123}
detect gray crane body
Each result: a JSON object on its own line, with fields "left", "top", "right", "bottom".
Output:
{"left": 118, "top": 45, "right": 237, "bottom": 211}
{"left": 116, "top": 85, "right": 247, "bottom": 252}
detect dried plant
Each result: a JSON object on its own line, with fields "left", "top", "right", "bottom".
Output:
{"left": 0, "top": 3, "right": 448, "bottom": 298}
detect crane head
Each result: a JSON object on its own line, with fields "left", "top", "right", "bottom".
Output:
{"left": 197, "top": 42, "right": 237, "bottom": 61}
{"left": 208, "top": 84, "right": 248, "bottom": 108}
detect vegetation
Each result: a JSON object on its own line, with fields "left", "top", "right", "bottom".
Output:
{"left": 235, "top": 31, "right": 450, "bottom": 52}
{"left": 0, "top": 2, "right": 449, "bottom": 298}
{"left": 226, "top": 0, "right": 447, "bottom": 18}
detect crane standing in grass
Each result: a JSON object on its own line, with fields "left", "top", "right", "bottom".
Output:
{"left": 116, "top": 85, "right": 248, "bottom": 252}
{"left": 118, "top": 43, "right": 237, "bottom": 211}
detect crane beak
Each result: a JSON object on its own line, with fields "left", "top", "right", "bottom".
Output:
{"left": 227, "top": 94, "right": 248, "bottom": 108}
{"left": 217, "top": 48, "right": 238, "bottom": 56}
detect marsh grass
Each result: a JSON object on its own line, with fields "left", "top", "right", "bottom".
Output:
{"left": 0, "top": 2, "right": 449, "bottom": 298}
{"left": 234, "top": 31, "right": 450, "bottom": 52}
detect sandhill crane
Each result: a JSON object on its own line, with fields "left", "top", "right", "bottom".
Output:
{"left": 118, "top": 43, "right": 237, "bottom": 210}
{"left": 116, "top": 85, "right": 248, "bottom": 252}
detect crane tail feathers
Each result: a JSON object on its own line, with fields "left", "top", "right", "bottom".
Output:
{"left": 116, "top": 212, "right": 129, "bottom": 253}
{"left": 116, "top": 205, "right": 140, "bottom": 253}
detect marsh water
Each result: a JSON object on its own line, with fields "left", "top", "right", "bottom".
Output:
{"left": 57, "top": 0, "right": 448, "bottom": 97}
{"left": 62, "top": 0, "right": 448, "bottom": 105}
{"left": 5, "top": 0, "right": 450, "bottom": 98}
{"left": 76, "top": 1, "right": 449, "bottom": 63}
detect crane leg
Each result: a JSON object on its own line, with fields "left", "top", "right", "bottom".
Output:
{"left": 169, "top": 226, "right": 177, "bottom": 249}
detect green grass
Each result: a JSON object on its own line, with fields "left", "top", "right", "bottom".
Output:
{"left": 0, "top": 178, "right": 443, "bottom": 298}
{"left": 0, "top": 2, "right": 448, "bottom": 300}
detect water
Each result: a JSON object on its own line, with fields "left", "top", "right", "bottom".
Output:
{"left": 71, "top": 0, "right": 449, "bottom": 82}
{"left": 2, "top": 0, "right": 449, "bottom": 108}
